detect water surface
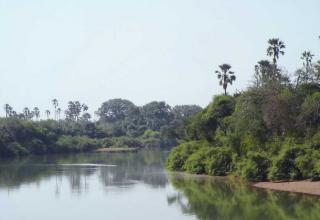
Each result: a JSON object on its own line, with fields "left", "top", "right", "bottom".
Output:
{"left": 1, "top": 149, "right": 320, "bottom": 220}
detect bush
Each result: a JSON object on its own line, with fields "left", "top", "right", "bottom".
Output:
{"left": 0, "top": 142, "right": 29, "bottom": 157}
{"left": 239, "top": 152, "right": 271, "bottom": 181}
{"left": 205, "top": 147, "right": 232, "bottom": 176}
{"left": 55, "top": 135, "right": 99, "bottom": 153}
{"left": 268, "top": 146, "right": 305, "bottom": 181}
{"left": 311, "top": 161, "right": 320, "bottom": 181}
{"left": 111, "top": 136, "right": 143, "bottom": 148}
{"left": 166, "top": 141, "right": 203, "bottom": 171}
{"left": 183, "top": 147, "right": 208, "bottom": 174}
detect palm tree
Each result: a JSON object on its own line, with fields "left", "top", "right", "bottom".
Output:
{"left": 57, "top": 108, "right": 62, "bottom": 120}
{"left": 82, "top": 104, "right": 88, "bottom": 112}
{"left": 302, "top": 50, "right": 315, "bottom": 81}
{"left": 45, "top": 110, "right": 51, "bottom": 120}
{"left": 52, "top": 99, "right": 58, "bottom": 120}
{"left": 4, "top": 104, "right": 12, "bottom": 118}
{"left": 33, "top": 107, "right": 40, "bottom": 121}
{"left": 215, "top": 64, "right": 236, "bottom": 95}
{"left": 23, "top": 107, "right": 31, "bottom": 120}
{"left": 301, "top": 51, "right": 314, "bottom": 68}
{"left": 267, "top": 38, "right": 286, "bottom": 66}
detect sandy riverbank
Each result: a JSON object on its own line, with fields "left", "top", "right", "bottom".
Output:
{"left": 253, "top": 180, "right": 320, "bottom": 196}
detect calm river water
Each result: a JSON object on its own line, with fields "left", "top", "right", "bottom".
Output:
{"left": 1, "top": 149, "right": 320, "bottom": 220}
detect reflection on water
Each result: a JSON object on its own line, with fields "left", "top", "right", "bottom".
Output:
{"left": 0, "top": 149, "right": 168, "bottom": 194}
{"left": 167, "top": 174, "right": 320, "bottom": 220}
{"left": 0, "top": 149, "right": 320, "bottom": 220}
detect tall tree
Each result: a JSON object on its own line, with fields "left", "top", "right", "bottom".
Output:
{"left": 215, "top": 64, "right": 236, "bottom": 95}
{"left": 52, "top": 99, "right": 59, "bottom": 120}
{"left": 141, "top": 101, "right": 173, "bottom": 130}
{"left": 267, "top": 38, "right": 286, "bottom": 66}
{"left": 315, "top": 60, "right": 320, "bottom": 82}
{"left": 296, "top": 51, "right": 315, "bottom": 86}
{"left": 96, "top": 99, "right": 137, "bottom": 123}
{"left": 45, "top": 110, "right": 51, "bottom": 120}
{"left": 33, "top": 107, "right": 40, "bottom": 121}
{"left": 65, "top": 101, "right": 84, "bottom": 122}
{"left": 23, "top": 107, "right": 33, "bottom": 120}
{"left": 253, "top": 60, "right": 273, "bottom": 87}
{"left": 4, "top": 104, "right": 12, "bottom": 118}
{"left": 57, "top": 108, "right": 62, "bottom": 120}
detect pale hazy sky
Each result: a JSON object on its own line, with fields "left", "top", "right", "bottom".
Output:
{"left": 0, "top": 0, "right": 319, "bottom": 118}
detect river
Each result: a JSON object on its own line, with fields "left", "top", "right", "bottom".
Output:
{"left": 1, "top": 149, "right": 320, "bottom": 220}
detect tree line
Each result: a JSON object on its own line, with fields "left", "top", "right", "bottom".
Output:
{"left": 0, "top": 98, "right": 201, "bottom": 158}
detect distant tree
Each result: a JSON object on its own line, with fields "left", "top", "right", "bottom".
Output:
{"left": 96, "top": 99, "right": 137, "bottom": 123}
{"left": 81, "top": 113, "right": 92, "bottom": 122}
{"left": 4, "top": 104, "right": 12, "bottom": 118}
{"left": 65, "top": 101, "right": 85, "bottom": 122}
{"left": 296, "top": 51, "right": 316, "bottom": 87}
{"left": 23, "top": 107, "right": 33, "bottom": 120}
{"left": 82, "top": 104, "right": 88, "bottom": 112}
{"left": 172, "top": 105, "right": 202, "bottom": 120}
{"left": 45, "top": 110, "right": 51, "bottom": 120}
{"left": 253, "top": 60, "right": 273, "bottom": 87}
{"left": 52, "top": 99, "right": 58, "bottom": 120}
{"left": 10, "top": 110, "right": 17, "bottom": 118}
{"left": 57, "top": 108, "right": 62, "bottom": 120}
{"left": 315, "top": 60, "right": 320, "bottom": 82}
{"left": 215, "top": 64, "right": 236, "bottom": 95}
{"left": 298, "top": 92, "right": 320, "bottom": 129}
{"left": 33, "top": 107, "right": 40, "bottom": 121}
{"left": 141, "top": 101, "right": 173, "bottom": 130}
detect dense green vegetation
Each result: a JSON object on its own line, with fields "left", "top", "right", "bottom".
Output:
{"left": 0, "top": 100, "right": 201, "bottom": 158}
{"left": 167, "top": 38, "right": 320, "bottom": 181}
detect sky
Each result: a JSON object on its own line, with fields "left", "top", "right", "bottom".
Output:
{"left": 0, "top": 0, "right": 319, "bottom": 118}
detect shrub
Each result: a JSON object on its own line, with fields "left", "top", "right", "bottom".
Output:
{"left": 311, "top": 161, "right": 320, "bottom": 181}
{"left": 166, "top": 141, "right": 203, "bottom": 171}
{"left": 205, "top": 147, "right": 233, "bottom": 176}
{"left": 0, "top": 142, "right": 29, "bottom": 157}
{"left": 183, "top": 147, "right": 208, "bottom": 174}
{"left": 55, "top": 135, "right": 99, "bottom": 153}
{"left": 268, "top": 146, "right": 305, "bottom": 181}
{"left": 112, "top": 136, "right": 143, "bottom": 148}
{"left": 239, "top": 152, "right": 271, "bottom": 181}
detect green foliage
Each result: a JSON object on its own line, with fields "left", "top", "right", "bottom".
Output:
{"left": 312, "top": 161, "right": 320, "bottom": 181}
{"left": 55, "top": 135, "right": 100, "bottom": 153}
{"left": 204, "top": 147, "right": 232, "bottom": 176}
{"left": 166, "top": 141, "right": 202, "bottom": 171}
{"left": 268, "top": 145, "right": 305, "bottom": 181}
{"left": 298, "top": 92, "right": 320, "bottom": 129}
{"left": 186, "top": 95, "right": 235, "bottom": 141}
{"left": 167, "top": 80, "right": 320, "bottom": 182}
{"left": 111, "top": 136, "right": 143, "bottom": 148}
{"left": 238, "top": 152, "right": 271, "bottom": 181}
{"left": 183, "top": 147, "right": 209, "bottom": 174}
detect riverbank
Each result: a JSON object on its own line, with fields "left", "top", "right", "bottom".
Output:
{"left": 96, "top": 147, "right": 139, "bottom": 153}
{"left": 253, "top": 180, "right": 320, "bottom": 196}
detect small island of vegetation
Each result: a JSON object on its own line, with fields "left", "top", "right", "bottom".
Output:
{"left": 166, "top": 37, "right": 320, "bottom": 182}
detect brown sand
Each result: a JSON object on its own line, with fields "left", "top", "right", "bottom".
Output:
{"left": 253, "top": 180, "right": 320, "bottom": 196}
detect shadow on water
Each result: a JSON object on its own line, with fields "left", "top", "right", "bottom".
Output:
{"left": 167, "top": 173, "right": 320, "bottom": 220}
